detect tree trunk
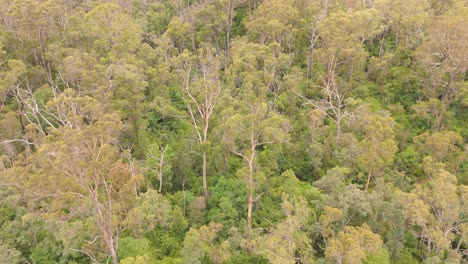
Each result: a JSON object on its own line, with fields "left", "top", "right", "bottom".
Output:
{"left": 336, "top": 121, "right": 341, "bottom": 144}
{"left": 158, "top": 173, "right": 163, "bottom": 194}
{"left": 226, "top": 28, "right": 231, "bottom": 55}
{"left": 225, "top": 0, "right": 233, "bottom": 58}
{"left": 157, "top": 145, "right": 167, "bottom": 194}
{"left": 434, "top": 104, "right": 447, "bottom": 132}
{"left": 247, "top": 191, "right": 253, "bottom": 233}
{"left": 108, "top": 237, "right": 118, "bottom": 264}
{"left": 247, "top": 194, "right": 253, "bottom": 231}
{"left": 307, "top": 37, "right": 315, "bottom": 81}
{"left": 365, "top": 170, "right": 372, "bottom": 191}
{"left": 247, "top": 159, "right": 254, "bottom": 233}
{"left": 18, "top": 100, "right": 26, "bottom": 134}
{"left": 202, "top": 151, "right": 209, "bottom": 206}
{"left": 92, "top": 187, "right": 119, "bottom": 264}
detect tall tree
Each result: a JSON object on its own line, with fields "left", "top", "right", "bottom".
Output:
{"left": 376, "top": 0, "right": 430, "bottom": 48}
{"left": 221, "top": 39, "right": 291, "bottom": 232}
{"left": 245, "top": 0, "right": 299, "bottom": 49}
{"left": 356, "top": 113, "right": 398, "bottom": 191}
{"left": 195, "top": 0, "right": 245, "bottom": 55}
{"left": 316, "top": 7, "right": 384, "bottom": 81}
{"left": 413, "top": 131, "right": 464, "bottom": 173}
{"left": 413, "top": 15, "right": 467, "bottom": 131}
{"left": 173, "top": 44, "right": 225, "bottom": 204}
{"left": 325, "top": 224, "right": 388, "bottom": 264}
{"left": 250, "top": 196, "right": 313, "bottom": 264}
{"left": 300, "top": 0, "right": 329, "bottom": 81}
{"left": 220, "top": 100, "right": 289, "bottom": 232}
{"left": 397, "top": 169, "right": 467, "bottom": 259}
{"left": 3, "top": 91, "right": 142, "bottom": 263}
{"left": 296, "top": 70, "right": 361, "bottom": 143}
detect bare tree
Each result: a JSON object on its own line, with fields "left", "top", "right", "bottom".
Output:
{"left": 147, "top": 144, "right": 170, "bottom": 194}
{"left": 296, "top": 67, "right": 361, "bottom": 143}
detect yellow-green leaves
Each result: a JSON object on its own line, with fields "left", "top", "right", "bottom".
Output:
{"left": 319, "top": 206, "right": 344, "bottom": 238}
{"left": 181, "top": 222, "right": 231, "bottom": 264}
{"left": 416, "top": 15, "right": 467, "bottom": 99}
{"left": 398, "top": 169, "right": 467, "bottom": 259}
{"left": 245, "top": 0, "right": 299, "bottom": 46}
{"left": 411, "top": 14, "right": 467, "bottom": 131}
{"left": 357, "top": 113, "right": 398, "bottom": 191}
{"left": 0, "top": 59, "right": 25, "bottom": 100}
{"left": 376, "top": 0, "right": 430, "bottom": 47}
{"left": 7, "top": 90, "right": 140, "bottom": 263}
{"left": 165, "top": 17, "right": 191, "bottom": 52}
{"left": 9, "top": 0, "right": 64, "bottom": 48}
{"left": 413, "top": 131, "right": 464, "bottom": 172}
{"left": 316, "top": 8, "right": 384, "bottom": 78}
{"left": 83, "top": 3, "right": 143, "bottom": 55}
{"left": 220, "top": 103, "right": 290, "bottom": 155}
{"left": 252, "top": 196, "right": 312, "bottom": 264}
{"left": 326, "top": 224, "right": 385, "bottom": 264}
{"left": 126, "top": 190, "right": 186, "bottom": 237}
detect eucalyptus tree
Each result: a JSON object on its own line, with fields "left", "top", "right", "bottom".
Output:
{"left": 221, "top": 39, "right": 291, "bottom": 232}
{"left": 173, "top": 44, "right": 225, "bottom": 204}
{"left": 356, "top": 113, "right": 398, "bottom": 191}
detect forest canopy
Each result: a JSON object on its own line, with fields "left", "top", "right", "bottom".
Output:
{"left": 0, "top": 0, "right": 466, "bottom": 263}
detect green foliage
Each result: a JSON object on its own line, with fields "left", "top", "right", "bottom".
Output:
{"left": 421, "top": 256, "right": 443, "bottom": 264}
{"left": 181, "top": 228, "right": 204, "bottom": 264}
{"left": 208, "top": 177, "right": 247, "bottom": 221}
{"left": 208, "top": 197, "right": 240, "bottom": 230}
{"left": 226, "top": 254, "right": 269, "bottom": 264}
{"left": 120, "top": 255, "right": 154, "bottom": 264}
{"left": 270, "top": 170, "right": 321, "bottom": 202}
{"left": 251, "top": 195, "right": 313, "bottom": 263}
{"left": 0, "top": 205, "right": 16, "bottom": 227}
{"left": 245, "top": 0, "right": 299, "bottom": 46}
{"left": 357, "top": 113, "right": 399, "bottom": 190}
{"left": 30, "top": 238, "right": 63, "bottom": 264}
{"left": 145, "top": 3, "right": 175, "bottom": 35}
{"left": 0, "top": 243, "right": 21, "bottom": 264}
{"left": 144, "top": 225, "right": 184, "bottom": 259}
{"left": 395, "top": 146, "right": 423, "bottom": 180}
{"left": 319, "top": 184, "right": 372, "bottom": 226}
{"left": 325, "top": 224, "right": 385, "bottom": 264}
{"left": 392, "top": 250, "right": 419, "bottom": 264}
{"left": 365, "top": 249, "right": 390, "bottom": 264}
{"left": 126, "top": 190, "right": 177, "bottom": 236}
{"left": 397, "top": 170, "right": 466, "bottom": 259}
{"left": 181, "top": 222, "right": 230, "bottom": 264}
{"left": 117, "top": 237, "right": 152, "bottom": 261}
{"left": 0, "top": 0, "right": 465, "bottom": 263}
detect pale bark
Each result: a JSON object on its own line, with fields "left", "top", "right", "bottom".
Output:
{"left": 177, "top": 48, "right": 223, "bottom": 205}
{"left": 306, "top": 2, "right": 328, "bottom": 81}
{"left": 246, "top": 130, "right": 256, "bottom": 232}
{"left": 365, "top": 170, "right": 372, "bottom": 192}
{"left": 202, "top": 151, "right": 208, "bottom": 203}
{"left": 157, "top": 145, "right": 168, "bottom": 194}
{"left": 296, "top": 69, "right": 360, "bottom": 144}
